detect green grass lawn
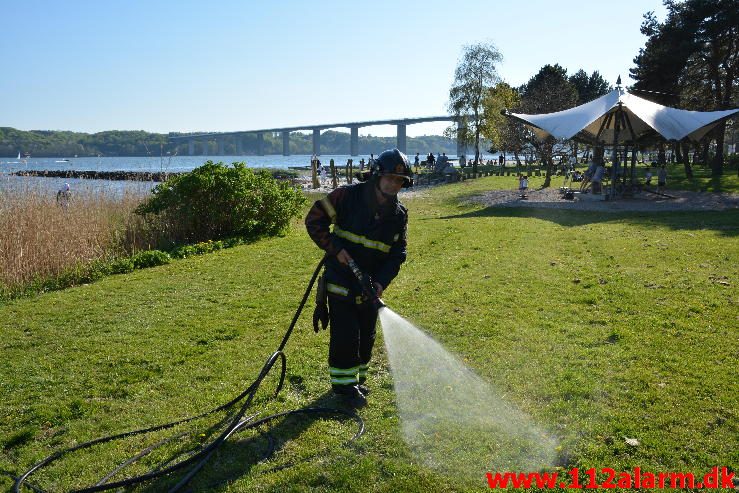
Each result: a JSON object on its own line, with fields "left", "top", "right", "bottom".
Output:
{"left": 665, "top": 164, "right": 739, "bottom": 193}
{"left": 1, "top": 176, "right": 737, "bottom": 492}
{"left": 436, "top": 161, "right": 739, "bottom": 194}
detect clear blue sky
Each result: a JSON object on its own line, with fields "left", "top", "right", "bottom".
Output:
{"left": 2, "top": 0, "right": 666, "bottom": 137}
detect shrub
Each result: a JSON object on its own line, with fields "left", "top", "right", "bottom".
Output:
{"left": 132, "top": 250, "right": 171, "bottom": 269}
{"left": 223, "top": 237, "right": 244, "bottom": 248}
{"left": 110, "top": 258, "right": 135, "bottom": 274}
{"left": 193, "top": 241, "right": 215, "bottom": 255}
{"left": 89, "top": 259, "right": 114, "bottom": 278}
{"left": 171, "top": 245, "right": 197, "bottom": 259}
{"left": 135, "top": 161, "right": 306, "bottom": 244}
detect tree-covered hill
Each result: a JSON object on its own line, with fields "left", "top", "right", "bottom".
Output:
{"left": 0, "top": 127, "right": 457, "bottom": 157}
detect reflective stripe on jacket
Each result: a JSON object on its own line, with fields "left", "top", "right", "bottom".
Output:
{"left": 305, "top": 181, "right": 407, "bottom": 302}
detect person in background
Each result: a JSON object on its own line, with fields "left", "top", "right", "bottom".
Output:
{"left": 518, "top": 174, "right": 528, "bottom": 199}
{"left": 657, "top": 164, "right": 667, "bottom": 193}
{"left": 591, "top": 163, "right": 605, "bottom": 194}
{"left": 317, "top": 159, "right": 325, "bottom": 185}
{"left": 56, "top": 183, "right": 71, "bottom": 209}
{"left": 436, "top": 152, "right": 449, "bottom": 170}
{"left": 580, "top": 159, "right": 599, "bottom": 192}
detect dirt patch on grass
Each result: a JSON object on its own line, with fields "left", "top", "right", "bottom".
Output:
{"left": 298, "top": 178, "right": 430, "bottom": 199}
{"left": 467, "top": 187, "right": 739, "bottom": 212}
{"left": 297, "top": 175, "right": 736, "bottom": 210}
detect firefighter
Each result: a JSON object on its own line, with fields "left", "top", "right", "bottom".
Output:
{"left": 305, "top": 148, "right": 411, "bottom": 408}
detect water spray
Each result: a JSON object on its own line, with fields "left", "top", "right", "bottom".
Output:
{"left": 344, "top": 258, "right": 557, "bottom": 481}
{"left": 378, "top": 309, "right": 558, "bottom": 484}
{"left": 337, "top": 259, "right": 557, "bottom": 482}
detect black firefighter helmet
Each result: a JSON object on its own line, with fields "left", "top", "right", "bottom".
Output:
{"left": 370, "top": 148, "right": 413, "bottom": 188}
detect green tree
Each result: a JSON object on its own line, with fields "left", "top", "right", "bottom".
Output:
{"left": 447, "top": 42, "right": 503, "bottom": 174}
{"left": 568, "top": 70, "right": 613, "bottom": 164}
{"left": 569, "top": 69, "right": 612, "bottom": 104}
{"left": 630, "top": 0, "right": 739, "bottom": 176}
{"left": 481, "top": 82, "right": 528, "bottom": 166}
{"left": 519, "top": 64, "right": 579, "bottom": 187}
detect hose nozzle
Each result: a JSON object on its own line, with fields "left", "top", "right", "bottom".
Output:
{"left": 347, "top": 259, "right": 385, "bottom": 310}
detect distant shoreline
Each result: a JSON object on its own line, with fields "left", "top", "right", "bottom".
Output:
{"left": 11, "top": 169, "right": 300, "bottom": 182}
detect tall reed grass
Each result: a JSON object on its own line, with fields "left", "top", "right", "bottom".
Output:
{"left": 0, "top": 180, "right": 159, "bottom": 294}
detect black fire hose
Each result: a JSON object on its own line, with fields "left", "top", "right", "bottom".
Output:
{"left": 14, "top": 256, "right": 365, "bottom": 493}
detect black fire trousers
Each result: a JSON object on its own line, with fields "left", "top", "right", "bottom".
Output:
{"left": 327, "top": 297, "right": 378, "bottom": 390}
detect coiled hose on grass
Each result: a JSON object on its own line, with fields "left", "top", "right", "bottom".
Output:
{"left": 14, "top": 256, "right": 364, "bottom": 492}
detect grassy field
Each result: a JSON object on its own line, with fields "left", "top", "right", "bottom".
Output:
{"left": 1, "top": 174, "right": 737, "bottom": 492}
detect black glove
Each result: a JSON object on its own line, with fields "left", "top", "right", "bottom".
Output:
{"left": 313, "top": 303, "right": 329, "bottom": 333}
{"left": 313, "top": 274, "right": 329, "bottom": 333}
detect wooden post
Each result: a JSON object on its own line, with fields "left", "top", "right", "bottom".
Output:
{"left": 311, "top": 157, "right": 319, "bottom": 189}
{"left": 330, "top": 158, "right": 338, "bottom": 189}
{"left": 346, "top": 159, "right": 353, "bottom": 184}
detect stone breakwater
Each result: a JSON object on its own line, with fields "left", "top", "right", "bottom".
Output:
{"left": 12, "top": 169, "right": 299, "bottom": 182}
{"left": 12, "top": 170, "right": 180, "bottom": 182}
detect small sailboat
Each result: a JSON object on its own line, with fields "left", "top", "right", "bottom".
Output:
{"left": 7, "top": 151, "right": 21, "bottom": 164}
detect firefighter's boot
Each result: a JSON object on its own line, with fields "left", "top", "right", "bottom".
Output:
{"left": 334, "top": 385, "right": 367, "bottom": 408}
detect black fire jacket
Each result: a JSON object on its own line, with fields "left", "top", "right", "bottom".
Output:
{"left": 305, "top": 181, "right": 408, "bottom": 303}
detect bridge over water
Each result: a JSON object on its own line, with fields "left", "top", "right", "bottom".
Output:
{"left": 169, "top": 116, "right": 465, "bottom": 156}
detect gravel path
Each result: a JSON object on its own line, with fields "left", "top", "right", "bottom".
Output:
{"left": 467, "top": 187, "right": 739, "bottom": 212}
{"left": 297, "top": 175, "right": 737, "bottom": 212}
{"left": 298, "top": 178, "right": 430, "bottom": 199}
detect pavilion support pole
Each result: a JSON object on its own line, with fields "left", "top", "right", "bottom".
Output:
{"left": 622, "top": 144, "right": 629, "bottom": 188}
{"left": 610, "top": 105, "right": 622, "bottom": 198}
{"left": 631, "top": 145, "right": 638, "bottom": 187}
{"left": 620, "top": 110, "right": 638, "bottom": 189}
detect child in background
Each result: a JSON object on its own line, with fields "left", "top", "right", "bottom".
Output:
{"left": 519, "top": 174, "right": 529, "bottom": 199}
{"left": 645, "top": 167, "right": 653, "bottom": 187}
{"left": 657, "top": 165, "right": 667, "bottom": 192}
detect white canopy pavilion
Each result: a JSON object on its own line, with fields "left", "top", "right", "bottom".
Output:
{"left": 503, "top": 87, "right": 738, "bottom": 197}
{"left": 505, "top": 87, "right": 738, "bottom": 145}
